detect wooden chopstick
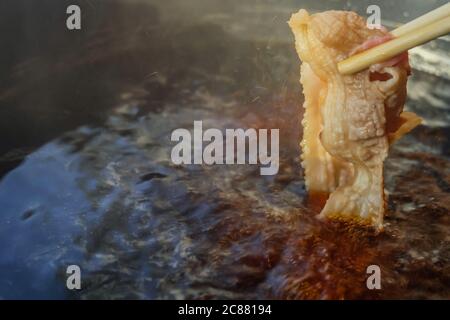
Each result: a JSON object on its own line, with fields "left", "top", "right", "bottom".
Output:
{"left": 391, "top": 2, "right": 450, "bottom": 37}
{"left": 338, "top": 4, "right": 450, "bottom": 75}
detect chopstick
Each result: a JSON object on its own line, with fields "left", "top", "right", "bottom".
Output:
{"left": 391, "top": 2, "right": 450, "bottom": 37}
{"left": 338, "top": 3, "right": 450, "bottom": 75}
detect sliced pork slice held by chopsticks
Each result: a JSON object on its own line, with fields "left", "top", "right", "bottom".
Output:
{"left": 289, "top": 9, "right": 422, "bottom": 231}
